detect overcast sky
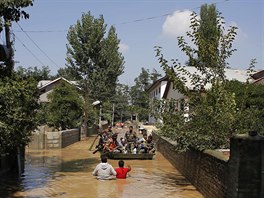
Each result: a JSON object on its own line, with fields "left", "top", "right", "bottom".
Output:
{"left": 2, "top": 0, "right": 263, "bottom": 85}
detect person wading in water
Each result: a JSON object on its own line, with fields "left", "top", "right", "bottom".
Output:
{"left": 115, "top": 160, "right": 131, "bottom": 179}
{"left": 92, "top": 156, "right": 116, "bottom": 180}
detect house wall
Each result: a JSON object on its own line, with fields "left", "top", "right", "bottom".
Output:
{"left": 160, "top": 81, "right": 167, "bottom": 98}
{"left": 39, "top": 79, "right": 66, "bottom": 102}
{"left": 39, "top": 90, "right": 52, "bottom": 102}
{"left": 254, "top": 78, "right": 264, "bottom": 85}
{"left": 166, "top": 83, "right": 184, "bottom": 100}
{"left": 149, "top": 81, "right": 167, "bottom": 100}
{"left": 148, "top": 81, "right": 167, "bottom": 124}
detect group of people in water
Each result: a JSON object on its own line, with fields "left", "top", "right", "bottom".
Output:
{"left": 93, "top": 125, "right": 155, "bottom": 155}
{"left": 92, "top": 157, "right": 131, "bottom": 180}
{"left": 92, "top": 125, "right": 155, "bottom": 180}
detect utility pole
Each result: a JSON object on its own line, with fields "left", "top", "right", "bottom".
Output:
{"left": 99, "top": 104, "right": 102, "bottom": 128}
{"left": 111, "top": 104, "right": 115, "bottom": 127}
{"left": 4, "top": 20, "right": 14, "bottom": 76}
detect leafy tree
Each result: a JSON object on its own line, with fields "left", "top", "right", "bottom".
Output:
{"left": 154, "top": 4, "right": 238, "bottom": 150}
{"left": 47, "top": 81, "right": 83, "bottom": 130}
{"left": 111, "top": 83, "right": 130, "bottom": 123}
{"left": 170, "top": 4, "right": 237, "bottom": 89}
{"left": 188, "top": 4, "right": 220, "bottom": 69}
{"left": 150, "top": 69, "right": 162, "bottom": 83}
{"left": 55, "top": 67, "right": 76, "bottom": 80}
{"left": 0, "top": 75, "right": 39, "bottom": 155}
{"left": 130, "top": 68, "right": 161, "bottom": 121}
{"left": 65, "top": 12, "right": 124, "bottom": 101}
{"left": 0, "top": 0, "right": 33, "bottom": 27}
{"left": 224, "top": 80, "right": 264, "bottom": 134}
{"left": 16, "top": 66, "right": 52, "bottom": 81}
{"left": 64, "top": 12, "right": 124, "bottom": 133}
{"left": 0, "top": 0, "right": 34, "bottom": 76}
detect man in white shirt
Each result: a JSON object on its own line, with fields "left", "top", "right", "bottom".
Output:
{"left": 92, "top": 156, "right": 116, "bottom": 180}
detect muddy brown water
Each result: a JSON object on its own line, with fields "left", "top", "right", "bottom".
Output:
{"left": 0, "top": 129, "right": 203, "bottom": 198}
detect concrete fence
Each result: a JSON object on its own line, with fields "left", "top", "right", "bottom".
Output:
{"left": 29, "top": 128, "right": 80, "bottom": 149}
{"left": 153, "top": 131, "right": 264, "bottom": 198}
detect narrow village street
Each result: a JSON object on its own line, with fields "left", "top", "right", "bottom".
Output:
{"left": 0, "top": 128, "right": 203, "bottom": 198}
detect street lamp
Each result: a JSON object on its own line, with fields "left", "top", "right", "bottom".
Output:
{"left": 92, "top": 100, "right": 101, "bottom": 106}
{"left": 92, "top": 100, "right": 102, "bottom": 128}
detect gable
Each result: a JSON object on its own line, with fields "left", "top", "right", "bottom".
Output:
{"left": 251, "top": 70, "right": 264, "bottom": 80}
{"left": 38, "top": 77, "right": 78, "bottom": 102}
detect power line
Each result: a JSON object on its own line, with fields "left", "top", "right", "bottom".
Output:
{"left": 116, "top": 0, "right": 229, "bottom": 25}
{"left": 14, "top": 34, "right": 46, "bottom": 66}
{"left": 14, "top": 29, "right": 68, "bottom": 33}
{"left": 16, "top": 22, "right": 61, "bottom": 68}
{"left": 13, "top": 0, "right": 230, "bottom": 33}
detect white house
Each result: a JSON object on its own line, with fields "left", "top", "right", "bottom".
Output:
{"left": 147, "top": 76, "right": 168, "bottom": 124}
{"left": 148, "top": 66, "right": 253, "bottom": 124}
{"left": 250, "top": 70, "right": 264, "bottom": 85}
{"left": 38, "top": 77, "right": 77, "bottom": 103}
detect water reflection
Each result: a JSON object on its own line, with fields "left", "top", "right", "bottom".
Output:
{"left": 0, "top": 138, "right": 203, "bottom": 198}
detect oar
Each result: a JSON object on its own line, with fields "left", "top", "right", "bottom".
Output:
{"left": 89, "top": 134, "right": 99, "bottom": 151}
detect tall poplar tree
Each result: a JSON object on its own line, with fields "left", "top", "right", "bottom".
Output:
{"left": 196, "top": 4, "right": 221, "bottom": 73}
{"left": 154, "top": 3, "right": 238, "bottom": 150}
{"left": 65, "top": 12, "right": 124, "bottom": 102}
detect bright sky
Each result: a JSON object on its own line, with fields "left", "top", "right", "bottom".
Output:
{"left": 3, "top": 0, "right": 263, "bottom": 85}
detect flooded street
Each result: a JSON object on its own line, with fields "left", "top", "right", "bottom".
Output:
{"left": 0, "top": 130, "right": 203, "bottom": 198}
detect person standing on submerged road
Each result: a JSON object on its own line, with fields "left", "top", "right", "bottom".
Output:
{"left": 92, "top": 156, "right": 116, "bottom": 180}
{"left": 115, "top": 160, "right": 131, "bottom": 179}
{"left": 125, "top": 126, "right": 137, "bottom": 153}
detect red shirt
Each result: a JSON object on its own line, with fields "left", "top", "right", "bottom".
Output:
{"left": 115, "top": 167, "right": 130, "bottom": 179}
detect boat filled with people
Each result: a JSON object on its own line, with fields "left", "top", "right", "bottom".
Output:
{"left": 93, "top": 125, "right": 155, "bottom": 160}
{"left": 102, "top": 152, "right": 155, "bottom": 160}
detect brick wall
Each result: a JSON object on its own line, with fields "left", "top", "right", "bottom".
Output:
{"left": 153, "top": 132, "right": 229, "bottom": 198}
{"left": 61, "top": 129, "right": 80, "bottom": 148}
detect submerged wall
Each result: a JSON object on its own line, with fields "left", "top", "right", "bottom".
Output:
{"left": 29, "top": 128, "right": 80, "bottom": 149}
{"left": 0, "top": 147, "right": 25, "bottom": 176}
{"left": 153, "top": 132, "right": 228, "bottom": 198}
{"left": 153, "top": 131, "right": 264, "bottom": 198}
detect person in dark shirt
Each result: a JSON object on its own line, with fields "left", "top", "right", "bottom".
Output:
{"left": 125, "top": 126, "right": 137, "bottom": 153}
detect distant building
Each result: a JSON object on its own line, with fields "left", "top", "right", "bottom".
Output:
{"left": 147, "top": 76, "right": 168, "bottom": 124}
{"left": 251, "top": 70, "right": 264, "bottom": 85}
{"left": 38, "top": 77, "right": 77, "bottom": 103}
{"left": 148, "top": 66, "right": 254, "bottom": 124}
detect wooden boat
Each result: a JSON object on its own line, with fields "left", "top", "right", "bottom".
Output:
{"left": 101, "top": 152, "right": 155, "bottom": 160}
